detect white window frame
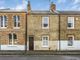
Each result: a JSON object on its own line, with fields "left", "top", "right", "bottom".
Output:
{"left": 9, "top": 33, "right": 17, "bottom": 45}
{"left": 13, "top": 15, "right": 20, "bottom": 29}
{"left": 0, "top": 16, "right": 7, "bottom": 29}
{"left": 42, "top": 36, "right": 49, "bottom": 47}
{"left": 68, "top": 35, "right": 74, "bottom": 46}
{"left": 67, "top": 17, "right": 74, "bottom": 29}
{"left": 42, "top": 17, "right": 49, "bottom": 29}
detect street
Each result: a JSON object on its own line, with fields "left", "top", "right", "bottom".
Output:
{"left": 0, "top": 55, "right": 79, "bottom": 60}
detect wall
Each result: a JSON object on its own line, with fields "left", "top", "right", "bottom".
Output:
{"left": 0, "top": 12, "right": 26, "bottom": 50}
{"left": 27, "top": 14, "right": 59, "bottom": 50}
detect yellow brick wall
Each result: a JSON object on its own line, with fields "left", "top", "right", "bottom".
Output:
{"left": 60, "top": 15, "right": 80, "bottom": 40}
{"left": 27, "top": 14, "right": 59, "bottom": 50}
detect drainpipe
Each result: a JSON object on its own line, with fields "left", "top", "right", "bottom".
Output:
{"left": 25, "top": 13, "right": 27, "bottom": 52}
{"left": 58, "top": 14, "right": 61, "bottom": 51}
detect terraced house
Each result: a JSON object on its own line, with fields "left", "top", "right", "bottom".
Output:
{"left": 0, "top": 10, "right": 26, "bottom": 50}
{"left": 0, "top": 0, "right": 80, "bottom": 51}
{"left": 27, "top": 1, "right": 59, "bottom": 51}
{"left": 59, "top": 11, "right": 80, "bottom": 50}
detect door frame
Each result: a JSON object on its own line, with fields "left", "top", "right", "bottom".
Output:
{"left": 29, "top": 35, "right": 34, "bottom": 51}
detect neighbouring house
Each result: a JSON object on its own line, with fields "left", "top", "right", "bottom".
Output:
{"left": 59, "top": 11, "right": 80, "bottom": 50}
{"left": 0, "top": 10, "right": 26, "bottom": 50}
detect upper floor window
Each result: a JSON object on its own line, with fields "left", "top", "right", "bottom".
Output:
{"left": 42, "top": 36, "right": 49, "bottom": 47}
{"left": 9, "top": 33, "right": 17, "bottom": 45}
{"left": 42, "top": 17, "right": 49, "bottom": 29}
{"left": 0, "top": 16, "right": 7, "bottom": 28}
{"left": 13, "top": 15, "right": 20, "bottom": 28}
{"left": 68, "top": 35, "right": 74, "bottom": 46}
{"left": 67, "top": 17, "right": 74, "bottom": 29}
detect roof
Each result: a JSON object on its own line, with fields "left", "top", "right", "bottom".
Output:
{"left": 30, "top": 10, "right": 80, "bottom": 15}
{"left": 0, "top": 9, "right": 80, "bottom": 15}
{"left": 59, "top": 11, "right": 80, "bottom": 15}
{"left": 30, "top": 10, "right": 59, "bottom": 15}
{"left": 0, "top": 9, "right": 27, "bottom": 13}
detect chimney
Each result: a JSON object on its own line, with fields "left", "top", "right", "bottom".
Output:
{"left": 27, "top": 0, "right": 31, "bottom": 14}
{"left": 50, "top": 2, "right": 56, "bottom": 12}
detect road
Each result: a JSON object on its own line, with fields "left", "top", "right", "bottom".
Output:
{"left": 0, "top": 55, "right": 79, "bottom": 60}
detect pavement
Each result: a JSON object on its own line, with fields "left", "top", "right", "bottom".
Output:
{"left": 1, "top": 51, "right": 80, "bottom": 55}
{"left": 0, "top": 55, "right": 79, "bottom": 60}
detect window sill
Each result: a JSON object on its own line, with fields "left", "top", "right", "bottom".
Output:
{"left": 42, "top": 27, "right": 49, "bottom": 29}
{"left": 0, "top": 27, "right": 7, "bottom": 29}
{"left": 67, "top": 46, "right": 74, "bottom": 48}
{"left": 7, "top": 45, "right": 18, "bottom": 47}
{"left": 42, "top": 46, "right": 49, "bottom": 48}
{"left": 67, "top": 27, "right": 74, "bottom": 29}
{"left": 13, "top": 27, "right": 20, "bottom": 29}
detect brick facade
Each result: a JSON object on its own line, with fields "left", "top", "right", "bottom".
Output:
{"left": 0, "top": 12, "right": 26, "bottom": 50}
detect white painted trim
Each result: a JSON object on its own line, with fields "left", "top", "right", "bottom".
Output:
{"left": 1, "top": 45, "right": 25, "bottom": 50}
{"left": 13, "top": 27, "right": 20, "bottom": 29}
{"left": 60, "top": 40, "right": 80, "bottom": 50}
{"left": 0, "top": 27, "right": 7, "bottom": 29}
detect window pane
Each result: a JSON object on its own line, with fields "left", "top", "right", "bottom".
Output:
{"left": 18, "top": 22, "right": 20, "bottom": 27}
{"left": 4, "top": 16, "right": 7, "bottom": 27}
{"left": 68, "top": 37, "right": 73, "bottom": 46}
{"left": 1, "top": 16, "right": 3, "bottom": 27}
{"left": 9, "top": 34, "right": 12, "bottom": 45}
{"left": 9, "top": 34, "right": 12, "bottom": 39}
{"left": 44, "top": 18, "right": 48, "bottom": 24}
{"left": 13, "top": 34, "right": 17, "bottom": 44}
{"left": 17, "top": 16, "right": 20, "bottom": 27}
{"left": 13, "top": 16, "right": 16, "bottom": 27}
{"left": 68, "top": 23, "right": 72, "bottom": 27}
{"left": 17, "top": 16, "right": 20, "bottom": 21}
{"left": 13, "top": 34, "right": 17, "bottom": 39}
{"left": 44, "top": 24, "right": 48, "bottom": 27}
{"left": 13, "top": 16, "right": 20, "bottom": 27}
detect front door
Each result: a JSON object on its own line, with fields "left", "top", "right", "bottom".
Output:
{"left": 29, "top": 36, "right": 34, "bottom": 51}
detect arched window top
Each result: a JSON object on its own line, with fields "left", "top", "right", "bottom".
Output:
{"left": 9, "top": 33, "right": 17, "bottom": 39}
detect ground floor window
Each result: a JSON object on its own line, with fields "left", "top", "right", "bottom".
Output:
{"left": 42, "top": 36, "right": 49, "bottom": 47}
{"left": 9, "top": 33, "right": 17, "bottom": 45}
{"left": 68, "top": 35, "right": 74, "bottom": 46}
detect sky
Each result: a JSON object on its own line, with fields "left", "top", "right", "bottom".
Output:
{"left": 0, "top": 0, "right": 80, "bottom": 11}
